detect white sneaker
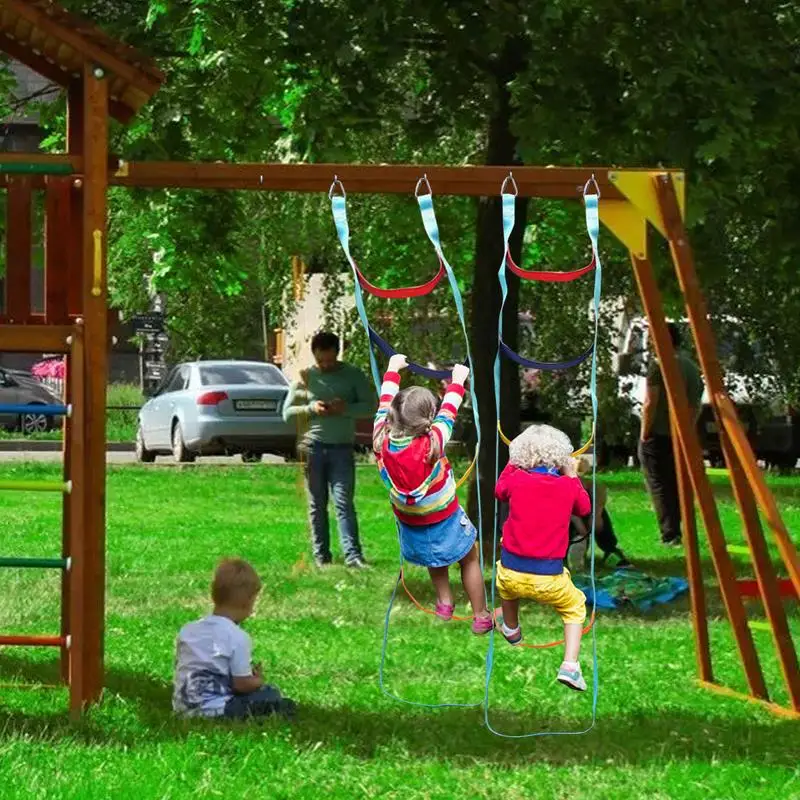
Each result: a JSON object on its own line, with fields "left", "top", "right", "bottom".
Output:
{"left": 557, "top": 664, "right": 587, "bottom": 692}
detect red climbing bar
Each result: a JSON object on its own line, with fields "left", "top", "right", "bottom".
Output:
{"left": 0, "top": 635, "right": 66, "bottom": 647}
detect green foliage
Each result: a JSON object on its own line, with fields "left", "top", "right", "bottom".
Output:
{"left": 33, "top": 0, "right": 800, "bottom": 410}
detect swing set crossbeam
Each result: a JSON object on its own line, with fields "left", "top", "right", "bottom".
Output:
{"left": 107, "top": 161, "right": 683, "bottom": 199}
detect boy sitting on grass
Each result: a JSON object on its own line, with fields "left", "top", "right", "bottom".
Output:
{"left": 173, "top": 558, "right": 296, "bottom": 720}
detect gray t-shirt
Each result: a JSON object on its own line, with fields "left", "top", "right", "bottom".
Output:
{"left": 173, "top": 614, "right": 252, "bottom": 717}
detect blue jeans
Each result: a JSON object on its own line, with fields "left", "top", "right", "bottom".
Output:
{"left": 224, "top": 685, "right": 296, "bottom": 720}
{"left": 305, "top": 442, "right": 363, "bottom": 563}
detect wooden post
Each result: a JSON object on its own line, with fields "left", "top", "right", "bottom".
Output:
{"left": 67, "top": 84, "right": 84, "bottom": 319}
{"left": 629, "top": 252, "right": 768, "bottom": 700}
{"left": 60, "top": 333, "right": 72, "bottom": 686}
{"left": 671, "top": 416, "right": 712, "bottom": 683}
{"left": 5, "top": 177, "right": 33, "bottom": 323}
{"left": 80, "top": 65, "right": 109, "bottom": 706}
{"left": 67, "top": 322, "right": 86, "bottom": 719}
{"left": 45, "top": 177, "right": 72, "bottom": 325}
{"left": 654, "top": 176, "right": 800, "bottom": 711}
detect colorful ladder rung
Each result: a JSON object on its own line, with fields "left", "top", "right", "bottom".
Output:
{"left": 0, "top": 162, "right": 74, "bottom": 176}
{"left": 737, "top": 579, "right": 798, "bottom": 599}
{"left": 0, "top": 404, "right": 70, "bottom": 416}
{"left": 0, "top": 480, "right": 71, "bottom": 493}
{"left": 0, "top": 635, "right": 68, "bottom": 648}
{"left": 0, "top": 556, "right": 69, "bottom": 570}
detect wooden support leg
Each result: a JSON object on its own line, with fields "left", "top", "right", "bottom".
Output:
{"left": 717, "top": 396, "right": 800, "bottom": 603}
{"left": 80, "top": 65, "right": 109, "bottom": 708}
{"left": 60, "top": 342, "right": 72, "bottom": 686}
{"left": 672, "top": 416, "right": 712, "bottom": 683}
{"left": 630, "top": 252, "right": 768, "bottom": 700}
{"left": 68, "top": 323, "right": 86, "bottom": 720}
{"left": 718, "top": 426, "right": 800, "bottom": 710}
{"left": 653, "top": 175, "right": 800, "bottom": 711}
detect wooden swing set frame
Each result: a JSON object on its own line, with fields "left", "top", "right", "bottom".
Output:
{"left": 0, "top": 0, "right": 797, "bottom": 720}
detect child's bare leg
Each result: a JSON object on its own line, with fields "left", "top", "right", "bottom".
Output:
{"left": 501, "top": 598, "right": 520, "bottom": 630}
{"left": 459, "top": 548, "right": 490, "bottom": 619}
{"left": 428, "top": 566, "right": 453, "bottom": 607}
{"left": 564, "top": 622, "right": 582, "bottom": 664}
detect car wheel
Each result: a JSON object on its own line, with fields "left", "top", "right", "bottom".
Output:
{"left": 241, "top": 451, "right": 263, "bottom": 464}
{"left": 135, "top": 425, "right": 157, "bottom": 463}
{"left": 20, "top": 408, "right": 49, "bottom": 435}
{"left": 171, "top": 421, "right": 196, "bottom": 464}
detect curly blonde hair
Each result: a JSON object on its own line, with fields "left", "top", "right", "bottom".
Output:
{"left": 508, "top": 424, "right": 574, "bottom": 472}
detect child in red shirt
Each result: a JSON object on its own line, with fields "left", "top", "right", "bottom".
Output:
{"left": 494, "top": 424, "right": 591, "bottom": 691}
{"left": 373, "top": 354, "right": 492, "bottom": 634}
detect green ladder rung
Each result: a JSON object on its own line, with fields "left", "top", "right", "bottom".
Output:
{"left": 0, "top": 557, "right": 68, "bottom": 570}
{"left": 0, "top": 480, "right": 71, "bottom": 493}
{"left": 0, "top": 162, "right": 74, "bottom": 176}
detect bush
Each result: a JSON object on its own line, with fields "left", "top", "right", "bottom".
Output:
{"left": 107, "top": 383, "right": 143, "bottom": 442}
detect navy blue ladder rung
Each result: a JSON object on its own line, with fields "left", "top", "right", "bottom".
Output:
{"left": 0, "top": 404, "right": 70, "bottom": 417}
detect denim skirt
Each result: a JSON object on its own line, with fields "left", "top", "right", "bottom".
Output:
{"left": 398, "top": 508, "right": 477, "bottom": 568}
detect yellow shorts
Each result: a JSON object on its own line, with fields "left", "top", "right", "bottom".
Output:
{"left": 496, "top": 563, "right": 587, "bottom": 625}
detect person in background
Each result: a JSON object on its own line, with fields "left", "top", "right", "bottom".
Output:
{"left": 283, "top": 331, "right": 374, "bottom": 568}
{"left": 568, "top": 457, "right": 630, "bottom": 570}
{"left": 638, "top": 323, "right": 704, "bottom": 546}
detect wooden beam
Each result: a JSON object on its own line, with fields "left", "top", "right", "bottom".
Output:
{"left": 45, "top": 177, "right": 72, "bottom": 324}
{"left": 698, "top": 680, "right": 800, "bottom": 721}
{"left": 630, "top": 252, "right": 768, "bottom": 701}
{"left": 66, "top": 324, "right": 85, "bottom": 717}
{"left": 5, "top": 177, "right": 33, "bottom": 323}
{"left": 111, "top": 162, "right": 681, "bottom": 199}
{"left": 0, "top": 324, "right": 73, "bottom": 352}
{"left": 67, "top": 85, "right": 84, "bottom": 319}
{"left": 672, "top": 417, "right": 713, "bottom": 683}
{"left": 80, "top": 63, "right": 109, "bottom": 708}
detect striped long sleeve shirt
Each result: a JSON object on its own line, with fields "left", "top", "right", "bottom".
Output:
{"left": 373, "top": 370, "right": 465, "bottom": 526}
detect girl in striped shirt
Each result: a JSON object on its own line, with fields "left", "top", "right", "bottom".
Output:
{"left": 373, "top": 354, "right": 493, "bottom": 634}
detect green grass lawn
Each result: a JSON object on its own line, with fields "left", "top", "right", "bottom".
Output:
{"left": 0, "top": 463, "right": 798, "bottom": 799}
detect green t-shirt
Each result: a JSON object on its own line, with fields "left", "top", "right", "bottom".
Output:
{"left": 646, "top": 351, "right": 704, "bottom": 437}
{"left": 282, "top": 362, "right": 375, "bottom": 445}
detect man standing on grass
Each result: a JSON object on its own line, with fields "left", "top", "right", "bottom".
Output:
{"left": 638, "top": 323, "right": 704, "bottom": 547}
{"left": 283, "top": 331, "right": 374, "bottom": 568}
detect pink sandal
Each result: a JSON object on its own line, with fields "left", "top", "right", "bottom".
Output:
{"left": 435, "top": 602, "right": 454, "bottom": 621}
{"left": 471, "top": 614, "right": 494, "bottom": 635}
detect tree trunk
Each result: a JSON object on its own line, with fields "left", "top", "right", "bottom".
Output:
{"left": 467, "top": 69, "right": 529, "bottom": 568}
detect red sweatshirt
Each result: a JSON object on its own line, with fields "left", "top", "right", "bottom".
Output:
{"left": 495, "top": 463, "right": 591, "bottom": 559}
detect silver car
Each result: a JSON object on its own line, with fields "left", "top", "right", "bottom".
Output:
{"left": 0, "top": 367, "right": 64, "bottom": 434}
{"left": 136, "top": 360, "right": 296, "bottom": 463}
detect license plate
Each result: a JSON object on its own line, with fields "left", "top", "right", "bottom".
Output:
{"left": 234, "top": 399, "right": 277, "bottom": 412}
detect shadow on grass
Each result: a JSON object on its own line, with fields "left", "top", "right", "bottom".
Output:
{"left": 3, "top": 654, "right": 799, "bottom": 770}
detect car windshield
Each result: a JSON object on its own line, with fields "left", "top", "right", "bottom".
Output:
{"left": 199, "top": 364, "right": 287, "bottom": 387}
